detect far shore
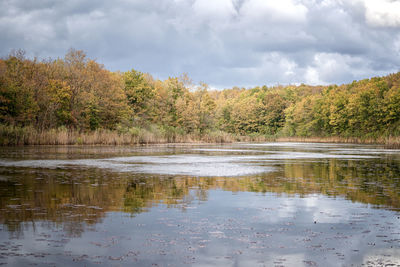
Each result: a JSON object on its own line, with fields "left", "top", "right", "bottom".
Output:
{"left": 1, "top": 127, "right": 399, "bottom": 148}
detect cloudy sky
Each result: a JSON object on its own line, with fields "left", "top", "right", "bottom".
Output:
{"left": 1, "top": 0, "right": 399, "bottom": 88}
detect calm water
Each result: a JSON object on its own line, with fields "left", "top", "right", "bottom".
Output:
{"left": 1, "top": 143, "right": 400, "bottom": 266}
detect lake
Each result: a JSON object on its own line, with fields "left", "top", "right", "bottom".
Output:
{"left": 1, "top": 143, "right": 400, "bottom": 266}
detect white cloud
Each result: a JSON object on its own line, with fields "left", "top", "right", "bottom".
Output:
{"left": 395, "top": 35, "right": 400, "bottom": 53}
{"left": 363, "top": 0, "right": 400, "bottom": 27}
{"left": 305, "top": 53, "right": 373, "bottom": 85}
{"left": 240, "top": 0, "right": 308, "bottom": 23}
{"left": 0, "top": 0, "right": 399, "bottom": 88}
{"left": 192, "top": 0, "right": 237, "bottom": 20}
{"left": 305, "top": 67, "right": 324, "bottom": 85}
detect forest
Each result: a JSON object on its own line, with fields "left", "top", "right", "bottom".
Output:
{"left": 1, "top": 49, "right": 400, "bottom": 145}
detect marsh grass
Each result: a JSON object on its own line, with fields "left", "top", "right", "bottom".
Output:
{"left": 275, "top": 136, "right": 400, "bottom": 148}
{"left": 0, "top": 125, "right": 237, "bottom": 145}
{"left": 1, "top": 125, "right": 399, "bottom": 147}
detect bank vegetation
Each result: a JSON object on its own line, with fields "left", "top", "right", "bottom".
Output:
{"left": 1, "top": 49, "right": 400, "bottom": 147}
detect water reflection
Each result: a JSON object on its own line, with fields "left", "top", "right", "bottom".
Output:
{"left": 0, "top": 144, "right": 400, "bottom": 266}
{"left": 1, "top": 158, "right": 400, "bottom": 235}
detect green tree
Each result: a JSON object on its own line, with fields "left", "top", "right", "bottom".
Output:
{"left": 123, "top": 69, "right": 154, "bottom": 124}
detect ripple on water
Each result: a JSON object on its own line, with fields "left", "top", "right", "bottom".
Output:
{"left": 0, "top": 155, "right": 274, "bottom": 177}
{"left": 0, "top": 149, "right": 378, "bottom": 177}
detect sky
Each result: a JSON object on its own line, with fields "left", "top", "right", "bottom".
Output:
{"left": 0, "top": 0, "right": 399, "bottom": 89}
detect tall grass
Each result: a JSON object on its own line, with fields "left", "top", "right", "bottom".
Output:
{"left": 275, "top": 136, "right": 400, "bottom": 148}
{"left": 1, "top": 125, "right": 400, "bottom": 147}
{"left": 0, "top": 125, "right": 237, "bottom": 146}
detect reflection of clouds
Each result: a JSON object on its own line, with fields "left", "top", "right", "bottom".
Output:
{"left": 0, "top": 151, "right": 376, "bottom": 169}
{"left": 194, "top": 252, "right": 307, "bottom": 267}
{"left": 131, "top": 162, "right": 272, "bottom": 177}
{"left": 243, "top": 142, "right": 349, "bottom": 148}
{"left": 2, "top": 144, "right": 400, "bottom": 266}
{"left": 0, "top": 223, "right": 71, "bottom": 265}
{"left": 304, "top": 195, "right": 318, "bottom": 208}
{"left": 243, "top": 142, "right": 400, "bottom": 157}
{"left": 0, "top": 148, "right": 377, "bottom": 177}
{"left": 277, "top": 198, "right": 297, "bottom": 219}
{"left": 362, "top": 248, "right": 400, "bottom": 265}
{"left": 2, "top": 189, "right": 400, "bottom": 266}
{"left": 267, "top": 151, "right": 376, "bottom": 159}
{"left": 0, "top": 142, "right": 388, "bottom": 178}
{"left": 232, "top": 193, "right": 298, "bottom": 223}
{"left": 192, "top": 148, "right": 264, "bottom": 153}
{"left": 0, "top": 155, "right": 276, "bottom": 177}
{"left": 331, "top": 148, "right": 400, "bottom": 155}
{"left": 305, "top": 196, "right": 355, "bottom": 223}
{"left": 232, "top": 193, "right": 381, "bottom": 226}
{"left": 208, "top": 191, "right": 400, "bottom": 266}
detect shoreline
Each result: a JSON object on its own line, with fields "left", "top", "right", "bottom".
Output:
{"left": 1, "top": 125, "right": 399, "bottom": 148}
{"left": 1, "top": 129, "right": 399, "bottom": 148}
{"left": 275, "top": 137, "right": 400, "bottom": 148}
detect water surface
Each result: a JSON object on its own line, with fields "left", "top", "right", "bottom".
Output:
{"left": 1, "top": 143, "right": 400, "bottom": 266}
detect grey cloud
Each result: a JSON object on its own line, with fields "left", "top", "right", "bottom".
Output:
{"left": 0, "top": 0, "right": 399, "bottom": 88}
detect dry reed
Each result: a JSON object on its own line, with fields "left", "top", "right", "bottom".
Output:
{"left": 1, "top": 125, "right": 400, "bottom": 148}
{"left": 0, "top": 125, "right": 237, "bottom": 146}
{"left": 275, "top": 136, "right": 400, "bottom": 148}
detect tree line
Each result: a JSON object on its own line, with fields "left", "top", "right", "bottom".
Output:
{"left": 1, "top": 49, "right": 400, "bottom": 141}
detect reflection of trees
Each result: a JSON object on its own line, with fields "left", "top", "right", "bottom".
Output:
{"left": 280, "top": 158, "right": 400, "bottom": 207}
{"left": 1, "top": 157, "right": 400, "bottom": 235}
{"left": 0, "top": 167, "right": 127, "bottom": 237}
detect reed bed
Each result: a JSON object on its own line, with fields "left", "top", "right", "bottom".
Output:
{"left": 0, "top": 125, "right": 237, "bottom": 146}
{"left": 1, "top": 125, "right": 400, "bottom": 148}
{"left": 275, "top": 136, "right": 400, "bottom": 148}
